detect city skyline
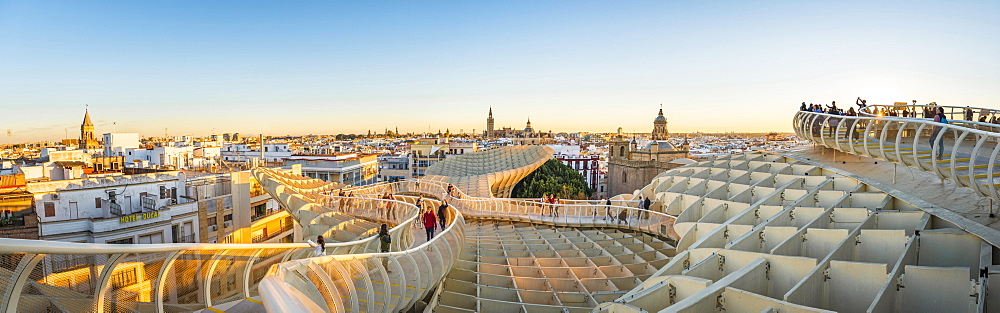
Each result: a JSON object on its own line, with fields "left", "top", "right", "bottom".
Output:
{"left": 2, "top": 1, "right": 998, "bottom": 142}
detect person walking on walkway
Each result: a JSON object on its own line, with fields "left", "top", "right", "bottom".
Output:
{"left": 643, "top": 196, "right": 652, "bottom": 219}
{"left": 966, "top": 106, "right": 974, "bottom": 121}
{"left": 551, "top": 195, "right": 560, "bottom": 218}
{"left": 930, "top": 107, "right": 949, "bottom": 158}
{"left": 438, "top": 201, "right": 448, "bottom": 229}
{"left": 605, "top": 198, "right": 613, "bottom": 221}
{"left": 338, "top": 190, "right": 346, "bottom": 212}
{"left": 636, "top": 196, "right": 645, "bottom": 220}
{"left": 378, "top": 224, "right": 392, "bottom": 272}
{"left": 422, "top": 209, "right": 437, "bottom": 241}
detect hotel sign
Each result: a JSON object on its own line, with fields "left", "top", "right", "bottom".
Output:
{"left": 119, "top": 211, "right": 161, "bottom": 223}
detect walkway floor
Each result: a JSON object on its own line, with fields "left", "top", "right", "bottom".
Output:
{"left": 781, "top": 146, "right": 1000, "bottom": 232}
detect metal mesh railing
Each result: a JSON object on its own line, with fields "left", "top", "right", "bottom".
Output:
{"left": 0, "top": 166, "right": 679, "bottom": 313}
{"left": 255, "top": 169, "right": 680, "bottom": 313}
{"left": 0, "top": 170, "right": 423, "bottom": 313}
{"left": 795, "top": 109, "right": 1000, "bottom": 200}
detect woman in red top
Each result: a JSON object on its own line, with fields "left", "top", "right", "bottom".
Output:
{"left": 422, "top": 210, "right": 437, "bottom": 241}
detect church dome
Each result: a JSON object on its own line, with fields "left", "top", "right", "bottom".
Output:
{"left": 654, "top": 108, "right": 666, "bottom": 123}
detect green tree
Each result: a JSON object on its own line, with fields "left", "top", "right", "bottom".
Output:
{"left": 511, "top": 159, "right": 592, "bottom": 199}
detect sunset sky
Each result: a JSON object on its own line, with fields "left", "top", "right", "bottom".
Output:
{"left": 1, "top": 1, "right": 998, "bottom": 142}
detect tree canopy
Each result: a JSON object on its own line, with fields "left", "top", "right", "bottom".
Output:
{"left": 511, "top": 159, "right": 592, "bottom": 199}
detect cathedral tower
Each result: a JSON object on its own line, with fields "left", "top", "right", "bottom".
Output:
{"left": 652, "top": 107, "right": 668, "bottom": 141}
{"left": 79, "top": 109, "right": 100, "bottom": 150}
{"left": 486, "top": 107, "right": 495, "bottom": 137}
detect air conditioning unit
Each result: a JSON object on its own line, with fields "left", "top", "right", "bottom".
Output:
{"left": 208, "top": 225, "right": 218, "bottom": 232}
{"left": 223, "top": 221, "right": 232, "bottom": 228}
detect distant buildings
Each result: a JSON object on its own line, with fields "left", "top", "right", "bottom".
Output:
{"left": 221, "top": 143, "right": 291, "bottom": 163}
{"left": 607, "top": 108, "right": 691, "bottom": 197}
{"left": 483, "top": 107, "right": 554, "bottom": 144}
{"left": 285, "top": 153, "right": 379, "bottom": 186}
{"left": 553, "top": 151, "right": 600, "bottom": 194}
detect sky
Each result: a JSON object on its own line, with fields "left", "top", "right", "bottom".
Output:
{"left": 1, "top": 1, "right": 998, "bottom": 142}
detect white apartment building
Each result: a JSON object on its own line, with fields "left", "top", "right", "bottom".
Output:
{"left": 102, "top": 133, "right": 140, "bottom": 157}
{"left": 26, "top": 171, "right": 199, "bottom": 244}
{"left": 221, "top": 143, "right": 292, "bottom": 163}
{"left": 285, "top": 154, "right": 379, "bottom": 186}
{"left": 125, "top": 146, "right": 221, "bottom": 169}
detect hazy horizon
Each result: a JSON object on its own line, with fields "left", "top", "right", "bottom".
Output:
{"left": 2, "top": 1, "right": 998, "bottom": 142}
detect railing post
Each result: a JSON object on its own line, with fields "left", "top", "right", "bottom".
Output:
{"left": 242, "top": 248, "right": 266, "bottom": 299}
{"left": 3, "top": 253, "right": 44, "bottom": 313}
{"left": 94, "top": 253, "right": 128, "bottom": 313}
{"left": 154, "top": 250, "right": 183, "bottom": 313}
{"left": 202, "top": 249, "right": 231, "bottom": 308}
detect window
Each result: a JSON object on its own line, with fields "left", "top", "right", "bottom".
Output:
{"left": 95, "top": 197, "right": 102, "bottom": 208}
{"left": 138, "top": 232, "right": 163, "bottom": 244}
{"left": 159, "top": 186, "right": 167, "bottom": 199}
{"left": 207, "top": 216, "right": 217, "bottom": 225}
{"left": 107, "top": 237, "right": 134, "bottom": 245}
{"left": 44, "top": 202, "right": 55, "bottom": 217}
{"left": 619, "top": 146, "right": 625, "bottom": 157}
{"left": 223, "top": 214, "right": 232, "bottom": 222}
{"left": 622, "top": 171, "right": 627, "bottom": 183}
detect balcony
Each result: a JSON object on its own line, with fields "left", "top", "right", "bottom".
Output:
{"left": 251, "top": 209, "right": 283, "bottom": 222}
{"left": 173, "top": 234, "right": 196, "bottom": 243}
{"left": 251, "top": 224, "right": 294, "bottom": 243}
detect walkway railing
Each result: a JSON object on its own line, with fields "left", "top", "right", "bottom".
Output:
{"left": 860, "top": 103, "right": 1000, "bottom": 133}
{"left": 255, "top": 172, "right": 680, "bottom": 313}
{"left": 794, "top": 109, "right": 1000, "bottom": 201}
{"left": 0, "top": 166, "right": 679, "bottom": 313}
{"left": 0, "top": 170, "right": 422, "bottom": 313}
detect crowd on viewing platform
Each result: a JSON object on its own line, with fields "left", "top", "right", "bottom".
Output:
{"left": 798, "top": 97, "right": 999, "bottom": 124}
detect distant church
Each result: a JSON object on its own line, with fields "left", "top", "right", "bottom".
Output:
{"left": 79, "top": 109, "right": 101, "bottom": 150}
{"left": 485, "top": 107, "right": 552, "bottom": 145}
{"left": 607, "top": 107, "right": 690, "bottom": 197}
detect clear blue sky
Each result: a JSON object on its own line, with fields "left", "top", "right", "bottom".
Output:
{"left": 1, "top": 1, "right": 998, "bottom": 142}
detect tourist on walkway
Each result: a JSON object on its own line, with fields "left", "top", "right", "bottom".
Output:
{"left": 643, "top": 196, "right": 651, "bottom": 219}
{"left": 605, "top": 198, "right": 613, "bottom": 220}
{"left": 551, "top": 195, "right": 560, "bottom": 218}
{"left": 338, "top": 190, "right": 347, "bottom": 212}
{"left": 636, "top": 196, "right": 645, "bottom": 219}
{"left": 800, "top": 102, "right": 807, "bottom": 111}
{"left": 383, "top": 192, "right": 395, "bottom": 220}
{"left": 966, "top": 106, "right": 974, "bottom": 121}
{"left": 856, "top": 97, "right": 867, "bottom": 109}
{"left": 422, "top": 209, "right": 437, "bottom": 241}
{"left": 825, "top": 101, "right": 838, "bottom": 114}
{"left": 307, "top": 235, "right": 326, "bottom": 257}
{"left": 378, "top": 224, "right": 392, "bottom": 272}
{"left": 930, "top": 107, "right": 949, "bottom": 158}
{"left": 346, "top": 191, "right": 355, "bottom": 212}
{"left": 438, "top": 201, "right": 448, "bottom": 229}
